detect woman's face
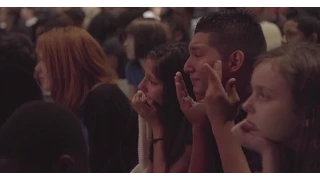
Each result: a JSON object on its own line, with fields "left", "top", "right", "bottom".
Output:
{"left": 34, "top": 53, "right": 51, "bottom": 92}
{"left": 123, "top": 35, "right": 135, "bottom": 61}
{"left": 138, "top": 58, "right": 163, "bottom": 106}
{"left": 242, "top": 61, "right": 300, "bottom": 142}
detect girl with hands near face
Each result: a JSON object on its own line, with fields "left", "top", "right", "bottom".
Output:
{"left": 132, "top": 90, "right": 161, "bottom": 129}
{"left": 208, "top": 44, "right": 320, "bottom": 173}
{"left": 131, "top": 43, "right": 194, "bottom": 173}
{"left": 204, "top": 57, "right": 281, "bottom": 173}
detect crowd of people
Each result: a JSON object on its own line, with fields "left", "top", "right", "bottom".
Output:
{"left": 0, "top": 7, "right": 320, "bottom": 173}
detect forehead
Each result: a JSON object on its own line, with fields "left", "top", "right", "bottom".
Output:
{"left": 252, "top": 61, "right": 289, "bottom": 91}
{"left": 143, "top": 58, "right": 158, "bottom": 77}
{"left": 189, "top": 32, "right": 212, "bottom": 49}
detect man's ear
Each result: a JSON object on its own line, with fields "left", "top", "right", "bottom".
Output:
{"left": 227, "top": 50, "right": 245, "bottom": 73}
{"left": 52, "top": 154, "right": 75, "bottom": 173}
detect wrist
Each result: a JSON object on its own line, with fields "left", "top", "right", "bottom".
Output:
{"left": 211, "top": 119, "right": 234, "bottom": 131}
{"left": 211, "top": 121, "right": 234, "bottom": 135}
{"left": 152, "top": 125, "right": 164, "bottom": 138}
{"left": 261, "top": 144, "right": 278, "bottom": 156}
{"left": 190, "top": 116, "right": 209, "bottom": 127}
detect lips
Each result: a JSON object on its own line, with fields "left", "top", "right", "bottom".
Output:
{"left": 244, "top": 119, "right": 259, "bottom": 131}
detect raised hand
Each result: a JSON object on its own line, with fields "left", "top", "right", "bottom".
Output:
{"left": 203, "top": 60, "right": 240, "bottom": 127}
{"left": 175, "top": 72, "right": 207, "bottom": 125}
{"left": 132, "top": 90, "right": 161, "bottom": 127}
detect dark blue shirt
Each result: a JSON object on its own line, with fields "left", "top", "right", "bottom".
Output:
{"left": 125, "top": 61, "right": 144, "bottom": 91}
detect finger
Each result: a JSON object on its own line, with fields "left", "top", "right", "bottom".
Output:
{"left": 239, "top": 120, "right": 259, "bottom": 132}
{"left": 133, "top": 91, "right": 145, "bottom": 104}
{"left": 149, "top": 100, "right": 160, "bottom": 112}
{"left": 203, "top": 63, "right": 221, "bottom": 84}
{"left": 176, "top": 82, "right": 194, "bottom": 109}
{"left": 175, "top": 81, "right": 186, "bottom": 105}
{"left": 213, "top": 60, "right": 222, "bottom": 80}
{"left": 204, "top": 63, "right": 225, "bottom": 93}
{"left": 184, "top": 96, "right": 194, "bottom": 108}
{"left": 132, "top": 91, "right": 139, "bottom": 103}
{"left": 225, "top": 78, "right": 240, "bottom": 104}
{"left": 175, "top": 72, "right": 188, "bottom": 95}
{"left": 231, "top": 120, "right": 250, "bottom": 132}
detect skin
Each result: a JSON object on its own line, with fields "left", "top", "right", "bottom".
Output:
{"left": 282, "top": 20, "right": 307, "bottom": 45}
{"left": 34, "top": 55, "right": 52, "bottom": 92}
{"left": 205, "top": 60, "right": 301, "bottom": 173}
{"left": 243, "top": 61, "right": 300, "bottom": 142}
{"left": 184, "top": 32, "right": 223, "bottom": 101}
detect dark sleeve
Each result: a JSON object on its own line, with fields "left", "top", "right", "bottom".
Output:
{"left": 243, "top": 148, "right": 262, "bottom": 172}
{"left": 184, "top": 120, "right": 193, "bottom": 145}
{"left": 83, "top": 84, "right": 138, "bottom": 173}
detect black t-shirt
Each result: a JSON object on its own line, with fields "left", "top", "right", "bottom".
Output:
{"left": 149, "top": 117, "right": 192, "bottom": 164}
{"left": 80, "top": 83, "right": 138, "bottom": 173}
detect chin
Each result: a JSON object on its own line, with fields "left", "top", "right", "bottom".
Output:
{"left": 262, "top": 131, "right": 285, "bottom": 143}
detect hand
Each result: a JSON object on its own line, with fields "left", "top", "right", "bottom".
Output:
{"left": 231, "top": 119, "right": 276, "bottom": 154}
{"left": 203, "top": 61, "right": 240, "bottom": 127}
{"left": 132, "top": 91, "right": 161, "bottom": 127}
{"left": 175, "top": 72, "right": 207, "bottom": 125}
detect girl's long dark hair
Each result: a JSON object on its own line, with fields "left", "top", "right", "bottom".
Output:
{"left": 147, "top": 42, "right": 194, "bottom": 168}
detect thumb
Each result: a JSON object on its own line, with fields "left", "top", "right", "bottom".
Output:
{"left": 203, "top": 63, "right": 220, "bottom": 85}
{"left": 226, "top": 78, "right": 240, "bottom": 104}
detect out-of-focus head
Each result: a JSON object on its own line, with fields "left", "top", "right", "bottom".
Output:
{"left": 0, "top": 101, "right": 89, "bottom": 173}
{"left": 124, "top": 18, "right": 167, "bottom": 61}
{"left": 35, "top": 26, "right": 117, "bottom": 112}
{"left": 0, "top": 65, "right": 42, "bottom": 127}
{"left": 282, "top": 8, "right": 320, "bottom": 45}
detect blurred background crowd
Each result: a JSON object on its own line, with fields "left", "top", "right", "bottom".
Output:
{"left": 2, "top": 7, "right": 319, "bottom": 98}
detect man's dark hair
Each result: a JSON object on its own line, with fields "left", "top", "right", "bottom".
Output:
{"left": 195, "top": 9, "right": 267, "bottom": 61}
